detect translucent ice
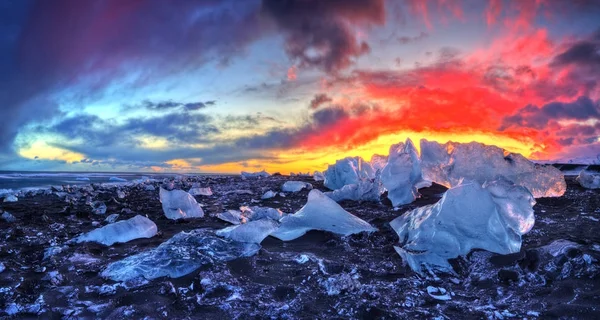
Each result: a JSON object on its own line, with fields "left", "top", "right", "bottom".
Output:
{"left": 576, "top": 169, "right": 600, "bottom": 189}
{"left": 75, "top": 215, "right": 157, "bottom": 246}
{"left": 323, "top": 157, "right": 375, "bottom": 190}
{"left": 216, "top": 219, "right": 279, "bottom": 244}
{"left": 109, "top": 177, "right": 127, "bottom": 182}
{"left": 390, "top": 178, "right": 535, "bottom": 274}
{"left": 370, "top": 154, "right": 388, "bottom": 172}
{"left": 271, "top": 190, "right": 377, "bottom": 241}
{"left": 261, "top": 190, "right": 276, "bottom": 199}
{"left": 159, "top": 188, "right": 204, "bottom": 219}
{"left": 189, "top": 187, "right": 213, "bottom": 196}
{"left": 101, "top": 229, "right": 260, "bottom": 281}
{"left": 1, "top": 211, "right": 16, "bottom": 223}
{"left": 90, "top": 201, "right": 107, "bottom": 215}
{"left": 240, "top": 206, "right": 283, "bottom": 221}
{"left": 313, "top": 171, "right": 325, "bottom": 181}
{"left": 420, "top": 139, "right": 566, "bottom": 198}
{"left": 217, "top": 210, "right": 245, "bottom": 225}
{"left": 325, "top": 171, "right": 383, "bottom": 203}
{"left": 282, "top": 181, "right": 311, "bottom": 192}
{"left": 241, "top": 170, "right": 270, "bottom": 179}
{"left": 381, "top": 139, "right": 430, "bottom": 207}
{"left": 3, "top": 194, "right": 17, "bottom": 202}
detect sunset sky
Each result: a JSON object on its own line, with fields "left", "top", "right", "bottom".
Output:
{"left": 1, "top": 0, "right": 599, "bottom": 173}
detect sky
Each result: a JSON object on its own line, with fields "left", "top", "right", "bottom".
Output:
{"left": 1, "top": 0, "right": 599, "bottom": 174}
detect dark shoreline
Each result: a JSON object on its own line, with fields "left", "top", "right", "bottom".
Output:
{"left": 1, "top": 175, "right": 599, "bottom": 319}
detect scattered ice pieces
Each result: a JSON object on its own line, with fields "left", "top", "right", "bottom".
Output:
{"left": 109, "top": 177, "right": 127, "bottom": 182}
{"left": 576, "top": 169, "right": 600, "bottom": 189}
{"left": 216, "top": 219, "right": 279, "bottom": 244}
{"left": 381, "top": 138, "right": 431, "bottom": 206}
{"left": 241, "top": 170, "right": 270, "bottom": 179}
{"left": 391, "top": 178, "right": 535, "bottom": 274}
{"left": 104, "top": 214, "right": 120, "bottom": 224}
{"left": 159, "top": 188, "right": 204, "bottom": 219}
{"left": 3, "top": 194, "right": 18, "bottom": 202}
{"left": 217, "top": 210, "right": 245, "bottom": 225}
{"left": 420, "top": 139, "right": 566, "bottom": 198}
{"left": 1, "top": 211, "right": 16, "bottom": 223}
{"left": 282, "top": 181, "right": 312, "bottom": 192}
{"left": 101, "top": 229, "right": 260, "bottom": 281}
{"left": 270, "top": 189, "right": 377, "bottom": 241}
{"left": 189, "top": 187, "right": 213, "bottom": 196}
{"left": 261, "top": 190, "right": 276, "bottom": 199}
{"left": 90, "top": 201, "right": 107, "bottom": 215}
{"left": 323, "top": 157, "right": 375, "bottom": 190}
{"left": 427, "top": 286, "right": 451, "bottom": 301}
{"left": 75, "top": 215, "right": 157, "bottom": 246}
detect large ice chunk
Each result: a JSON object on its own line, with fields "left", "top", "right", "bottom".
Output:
{"left": 216, "top": 219, "right": 279, "bottom": 244}
{"left": 420, "top": 139, "right": 566, "bottom": 198}
{"left": 159, "top": 188, "right": 204, "bottom": 219}
{"left": 75, "top": 215, "right": 157, "bottom": 246}
{"left": 576, "top": 168, "right": 600, "bottom": 189}
{"left": 271, "top": 189, "right": 377, "bottom": 241}
{"left": 101, "top": 229, "right": 260, "bottom": 281}
{"left": 241, "top": 170, "right": 270, "bottom": 179}
{"left": 381, "top": 139, "right": 430, "bottom": 207}
{"left": 324, "top": 171, "right": 383, "bottom": 202}
{"left": 323, "top": 157, "right": 375, "bottom": 190}
{"left": 282, "top": 181, "right": 311, "bottom": 192}
{"left": 390, "top": 178, "right": 535, "bottom": 274}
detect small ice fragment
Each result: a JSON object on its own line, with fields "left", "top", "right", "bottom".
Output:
{"left": 271, "top": 189, "right": 377, "bottom": 241}
{"left": 144, "top": 185, "right": 156, "bottom": 191}
{"left": 76, "top": 177, "right": 90, "bottom": 181}
{"left": 296, "top": 255, "right": 309, "bottom": 264}
{"left": 189, "top": 187, "right": 213, "bottom": 196}
{"left": 241, "top": 170, "right": 270, "bottom": 179}
{"left": 427, "top": 286, "right": 451, "bottom": 301}
{"left": 0, "top": 262, "right": 5, "bottom": 273}
{"left": 217, "top": 210, "right": 244, "bottom": 225}
{"left": 104, "top": 214, "right": 120, "bottom": 224}
{"left": 1, "top": 211, "right": 16, "bottom": 222}
{"left": 90, "top": 201, "right": 107, "bottom": 215}
{"left": 159, "top": 188, "right": 204, "bottom": 219}
{"left": 261, "top": 190, "right": 276, "bottom": 199}
{"left": 116, "top": 190, "right": 126, "bottom": 199}
{"left": 279, "top": 192, "right": 286, "bottom": 197}
{"left": 216, "top": 219, "right": 279, "bottom": 244}
{"left": 101, "top": 229, "right": 260, "bottom": 281}
{"left": 3, "top": 194, "right": 18, "bottom": 202}
{"left": 240, "top": 206, "right": 284, "bottom": 221}
{"left": 109, "top": 177, "right": 127, "bottom": 182}
{"left": 313, "top": 171, "right": 325, "bottom": 181}
{"left": 282, "top": 181, "right": 311, "bottom": 192}
{"left": 576, "top": 169, "right": 600, "bottom": 189}
{"left": 75, "top": 215, "right": 157, "bottom": 246}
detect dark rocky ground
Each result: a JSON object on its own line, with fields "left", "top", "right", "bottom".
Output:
{"left": 0, "top": 175, "right": 599, "bottom": 319}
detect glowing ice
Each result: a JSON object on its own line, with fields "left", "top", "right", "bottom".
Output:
{"left": 159, "top": 188, "right": 204, "bottom": 219}
{"left": 323, "top": 157, "right": 375, "bottom": 190}
{"left": 370, "top": 154, "right": 388, "bottom": 172}
{"left": 216, "top": 219, "right": 279, "bottom": 244}
{"left": 576, "top": 169, "right": 600, "bottom": 189}
{"left": 271, "top": 190, "right": 377, "bottom": 241}
{"left": 390, "top": 178, "right": 535, "bottom": 274}
{"left": 325, "top": 171, "right": 382, "bottom": 202}
{"left": 75, "top": 215, "right": 157, "bottom": 246}
{"left": 381, "top": 139, "right": 430, "bottom": 206}
{"left": 282, "top": 181, "right": 311, "bottom": 192}
{"left": 101, "top": 229, "right": 260, "bottom": 281}
{"left": 420, "top": 139, "right": 566, "bottom": 198}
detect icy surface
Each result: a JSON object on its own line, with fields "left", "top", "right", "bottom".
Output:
{"left": 159, "top": 188, "right": 204, "bottom": 219}
{"left": 381, "top": 138, "right": 431, "bottom": 206}
{"left": 217, "top": 210, "right": 244, "bottom": 225}
{"left": 391, "top": 178, "right": 535, "bottom": 274}
{"left": 323, "top": 157, "right": 375, "bottom": 190}
{"left": 576, "top": 169, "right": 600, "bottom": 189}
{"left": 370, "top": 154, "right": 388, "bottom": 171}
{"left": 271, "top": 190, "right": 377, "bottom": 241}
{"left": 313, "top": 171, "right": 324, "bottom": 181}
{"left": 261, "top": 190, "right": 276, "bottom": 199}
{"left": 1, "top": 211, "right": 16, "bottom": 223}
{"left": 217, "top": 206, "right": 283, "bottom": 225}
{"left": 216, "top": 219, "right": 279, "bottom": 244}
{"left": 101, "top": 229, "right": 260, "bottom": 281}
{"left": 189, "top": 187, "right": 213, "bottom": 196}
{"left": 90, "top": 201, "right": 107, "bottom": 215}
{"left": 324, "top": 171, "right": 382, "bottom": 202}
{"left": 3, "top": 194, "right": 17, "bottom": 202}
{"left": 281, "top": 181, "right": 311, "bottom": 192}
{"left": 0, "top": 262, "right": 5, "bottom": 273}
{"left": 75, "top": 215, "right": 157, "bottom": 246}
{"left": 241, "top": 170, "right": 270, "bottom": 179}
{"left": 420, "top": 139, "right": 566, "bottom": 198}
{"left": 109, "top": 177, "right": 127, "bottom": 182}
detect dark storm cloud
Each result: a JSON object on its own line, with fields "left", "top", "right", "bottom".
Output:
{"left": 500, "top": 96, "right": 600, "bottom": 130}
{"left": 261, "top": 0, "right": 386, "bottom": 73}
{"left": 309, "top": 93, "right": 333, "bottom": 109}
{"left": 552, "top": 41, "right": 600, "bottom": 67}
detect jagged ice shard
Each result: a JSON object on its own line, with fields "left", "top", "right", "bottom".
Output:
{"left": 390, "top": 178, "right": 535, "bottom": 274}
{"left": 216, "top": 219, "right": 279, "bottom": 244}
{"left": 271, "top": 190, "right": 377, "bottom": 241}
{"left": 324, "top": 170, "right": 383, "bottom": 202}
{"left": 75, "top": 215, "right": 157, "bottom": 246}
{"left": 159, "top": 188, "right": 204, "bottom": 219}
{"left": 323, "top": 156, "right": 375, "bottom": 190}
{"left": 576, "top": 169, "right": 600, "bottom": 189}
{"left": 420, "top": 139, "right": 566, "bottom": 198}
{"left": 381, "top": 139, "right": 431, "bottom": 207}
{"left": 102, "top": 229, "right": 260, "bottom": 281}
